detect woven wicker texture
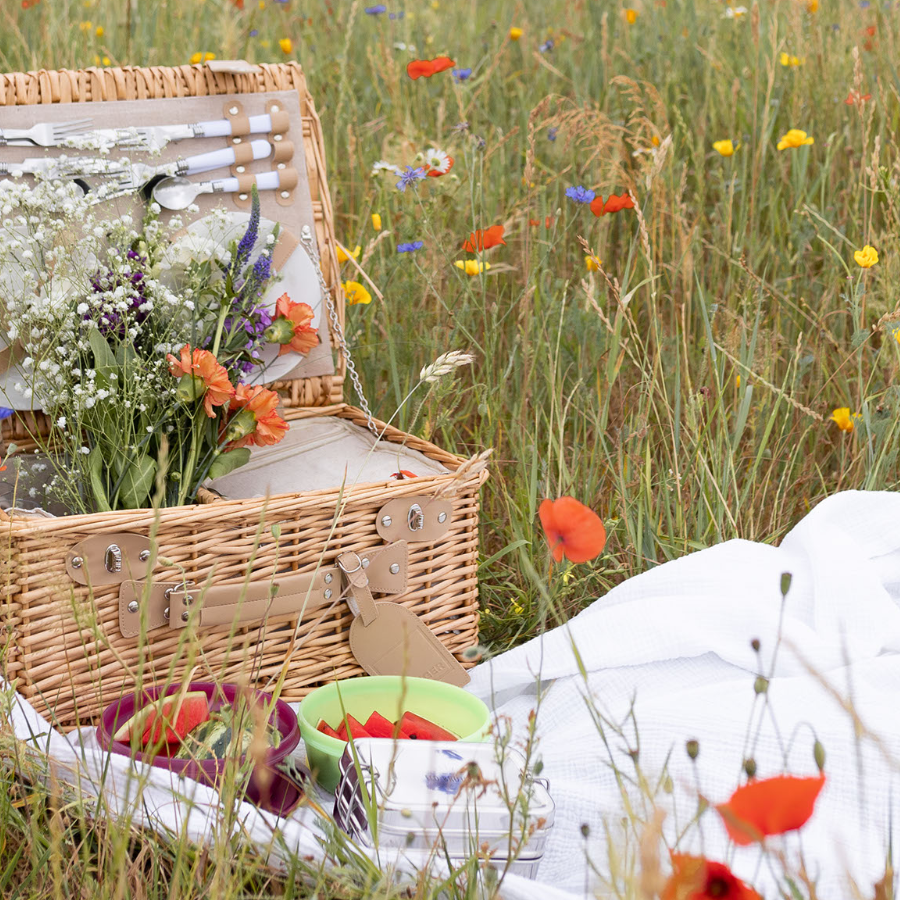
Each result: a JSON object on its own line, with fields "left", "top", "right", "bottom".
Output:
{"left": 0, "top": 64, "right": 485, "bottom": 730}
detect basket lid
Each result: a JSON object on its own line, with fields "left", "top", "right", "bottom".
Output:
{"left": 0, "top": 61, "right": 345, "bottom": 411}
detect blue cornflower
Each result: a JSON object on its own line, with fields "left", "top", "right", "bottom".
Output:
{"left": 395, "top": 165, "right": 427, "bottom": 192}
{"left": 565, "top": 185, "right": 595, "bottom": 204}
{"left": 389, "top": 10, "right": 405, "bottom": 18}
{"left": 539, "top": 39, "right": 554, "bottom": 53}
{"left": 452, "top": 67, "right": 472, "bottom": 82}
{"left": 365, "top": 4, "right": 387, "bottom": 13}
{"left": 0, "top": 408, "right": 13, "bottom": 420}
{"left": 859, "top": 0, "right": 871, "bottom": 6}
{"left": 250, "top": 29, "right": 259, "bottom": 37}
{"left": 397, "top": 241, "right": 424, "bottom": 253}
{"left": 547, "top": 127, "right": 558, "bottom": 142}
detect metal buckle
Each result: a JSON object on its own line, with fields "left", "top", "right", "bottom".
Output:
{"left": 337, "top": 552, "right": 362, "bottom": 575}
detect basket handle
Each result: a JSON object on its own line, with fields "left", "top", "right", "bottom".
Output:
{"left": 118, "top": 540, "right": 408, "bottom": 637}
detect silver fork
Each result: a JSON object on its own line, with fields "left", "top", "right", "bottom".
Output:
{"left": 0, "top": 119, "right": 93, "bottom": 147}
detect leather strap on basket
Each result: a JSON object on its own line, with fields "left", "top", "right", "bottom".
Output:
{"left": 118, "top": 541, "right": 408, "bottom": 636}
{"left": 223, "top": 100, "right": 250, "bottom": 143}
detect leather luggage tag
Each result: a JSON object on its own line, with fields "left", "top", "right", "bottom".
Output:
{"left": 338, "top": 550, "right": 470, "bottom": 688}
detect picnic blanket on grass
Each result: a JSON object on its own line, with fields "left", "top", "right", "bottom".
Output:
{"left": 6, "top": 489, "right": 900, "bottom": 899}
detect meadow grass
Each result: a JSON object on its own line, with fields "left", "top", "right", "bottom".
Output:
{"left": 1, "top": 0, "right": 899, "bottom": 896}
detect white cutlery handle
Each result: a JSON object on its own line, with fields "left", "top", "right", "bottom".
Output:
{"left": 182, "top": 139, "right": 271, "bottom": 175}
{"left": 195, "top": 114, "right": 286, "bottom": 138}
{"left": 211, "top": 170, "right": 282, "bottom": 194}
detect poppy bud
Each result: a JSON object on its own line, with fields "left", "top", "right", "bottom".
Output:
{"left": 686, "top": 739, "right": 700, "bottom": 760}
{"left": 580, "top": 823, "right": 590, "bottom": 838}
{"left": 662, "top": 774, "right": 674, "bottom": 794}
{"left": 750, "top": 638, "right": 761, "bottom": 652}
{"left": 743, "top": 757, "right": 757, "bottom": 778}
{"left": 754, "top": 676, "right": 769, "bottom": 695}
{"left": 814, "top": 740, "right": 826, "bottom": 772}
{"left": 263, "top": 317, "right": 295, "bottom": 345}
{"left": 780, "top": 571, "right": 793, "bottom": 596}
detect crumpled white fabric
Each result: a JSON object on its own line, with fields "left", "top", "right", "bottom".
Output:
{"left": 6, "top": 490, "right": 900, "bottom": 899}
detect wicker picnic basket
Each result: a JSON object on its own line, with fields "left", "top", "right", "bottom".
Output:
{"left": 0, "top": 62, "right": 486, "bottom": 730}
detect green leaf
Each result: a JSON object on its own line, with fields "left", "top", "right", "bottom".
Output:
{"left": 117, "top": 454, "right": 157, "bottom": 509}
{"left": 87, "top": 447, "right": 111, "bottom": 513}
{"left": 206, "top": 448, "right": 251, "bottom": 481}
{"left": 114, "top": 341, "right": 138, "bottom": 369}
{"left": 88, "top": 328, "right": 118, "bottom": 374}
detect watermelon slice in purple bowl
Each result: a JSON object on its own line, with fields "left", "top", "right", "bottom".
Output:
{"left": 97, "top": 682, "right": 304, "bottom": 816}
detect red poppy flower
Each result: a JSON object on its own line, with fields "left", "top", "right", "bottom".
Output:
{"left": 538, "top": 496, "right": 607, "bottom": 564}
{"left": 225, "top": 385, "right": 289, "bottom": 449}
{"left": 390, "top": 470, "right": 418, "bottom": 480}
{"left": 865, "top": 25, "right": 876, "bottom": 35}
{"left": 716, "top": 773, "right": 825, "bottom": 845}
{"left": 845, "top": 90, "right": 872, "bottom": 105}
{"left": 590, "top": 192, "right": 635, "bottom": 217}
{"left": 406, "top": 57, "right": 456, "bottom": 79}
{"left": 462, "top": 224, "right": 506, "bottom": 252}
{"left": 528, "top": 216, "right": 554, "bottom": 228}
{"left": 662, "top": 854, "right": 761, "bottom": 900}
{"left": 167, "top": 345, "right": 235, "bottom": 418}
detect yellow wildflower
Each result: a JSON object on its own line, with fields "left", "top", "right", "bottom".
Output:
{"left": 651, "top": 135, "right": 660, "bottom": 147}
{"left": 625, "top": 8, "right": 639, "bottom": 24}
{"left": 779, "top": 52, "right": 804, "bottom": 67}
{"left": 854, "top": 245, "right": 878, "bottom": 268}
{"left": 95, "top": 25, "right": 104, "bottom": 37}
{"left": 259, "top": 0, "right": 266, "bottom": 7}
{"left": 79, "top": 21, "right": 93, "bottom": 32}
{"left": 455, "top": 260, "right": 491, "bottom": 276}
{"left": 829, "top": 408, "right": 858, "bottom": 433}
{"left": 190, "top": 52, "right": 216, "bottom": 64}
{"left": 807, "top": 0, "right": 818, "bottom": 11}
{"left": 509, "top": 26, "right": 523, "bottom": 41}
{"left": 713, "top": 139, "right": 735, "bottom": 157}
{"left": 371, "top": 213, "right": 382, "bottom": 231}
{"left": 585, "top": 256, "right": 601, "bottom": 272}
{"left": 776, "top": 129, "right": 814, "bottom": 150}
{"left": 336, "top": 244, "right": 361, "bottom": 264}
{"left": 279, "top": 37, "right": 293, "bottom": 55}
{"left": 343, "top": 281, "right": 372, "bottom": 305}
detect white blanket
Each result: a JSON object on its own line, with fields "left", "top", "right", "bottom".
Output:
{"left": 6, "top": 490, "right": 900, "bottom": 899}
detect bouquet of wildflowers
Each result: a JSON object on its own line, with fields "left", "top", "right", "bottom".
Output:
{"left": 0, "top": 178, "right": 318, "bottom": 514}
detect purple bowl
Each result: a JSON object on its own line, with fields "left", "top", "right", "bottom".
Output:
{"left": 97, "top": 682, "right": 303, "bottom": 815}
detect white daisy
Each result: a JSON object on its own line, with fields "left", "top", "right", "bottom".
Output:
{"left": 371, "top": 159, "right": 401, "bottom": 176}
{"left": 423, "top": 147, "right": 453, "bottom": 175}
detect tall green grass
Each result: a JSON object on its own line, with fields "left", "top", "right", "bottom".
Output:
{"left": 1, "top": 0, "right": 899, "bottom": 895}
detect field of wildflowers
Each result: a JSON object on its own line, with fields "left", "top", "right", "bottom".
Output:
{"left": 1, "top": 0, "right": 899, "bottom": 896}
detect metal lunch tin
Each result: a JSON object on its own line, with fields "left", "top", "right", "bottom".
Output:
{"left": 332, "top": 740, "right": 554, "bottom": 877}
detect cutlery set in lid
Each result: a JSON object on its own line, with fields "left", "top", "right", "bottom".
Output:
{"left": 0, "top": 97, "right": 298, "bottom": 210}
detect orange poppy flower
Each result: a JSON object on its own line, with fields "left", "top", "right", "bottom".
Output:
{"left": 590, "top": 192, "right": 636, "bottom": 217}
{"left": 225, "top": 384, "right": 289, "bottom": 448}
{"left": 528, "top": 216, "right": 554, "bottom": 228}
{"left": 845, "top": 90, "right": 872, "bottom": 105}
{"left": 538, "top": 496, "right": 607, "bottom": 564}
{"left": 167, "top": 345, "right": 235, "bottom": 418}
{"left": 264, "top": 293, "right": 320, "bottom": 356}
{"left": 716, "top": 773, "right": 826, "bottom": 845}
{"left": 462, "top": 224, "right": 506, "bottom": 252}
{"left": 406, "top": 56, "right": 456, "bottom": 79}
{"left": 662, "top": 854, "right": 761, "bottom": 900}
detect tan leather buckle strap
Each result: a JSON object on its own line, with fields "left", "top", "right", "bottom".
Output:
{"left": 118, "top": 541, "right": 409, "bottom": 637}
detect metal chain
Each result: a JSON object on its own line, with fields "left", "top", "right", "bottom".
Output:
{"left": 299, "top": 226, "right": 379, "bottom": 437}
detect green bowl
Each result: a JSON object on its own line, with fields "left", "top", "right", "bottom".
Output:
{"left": 298, "top": 676, "right": 491, "bottom": 791}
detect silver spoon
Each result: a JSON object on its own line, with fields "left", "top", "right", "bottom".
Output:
{"left": 151, "top": 169, "right": 286, "bottom": 211}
